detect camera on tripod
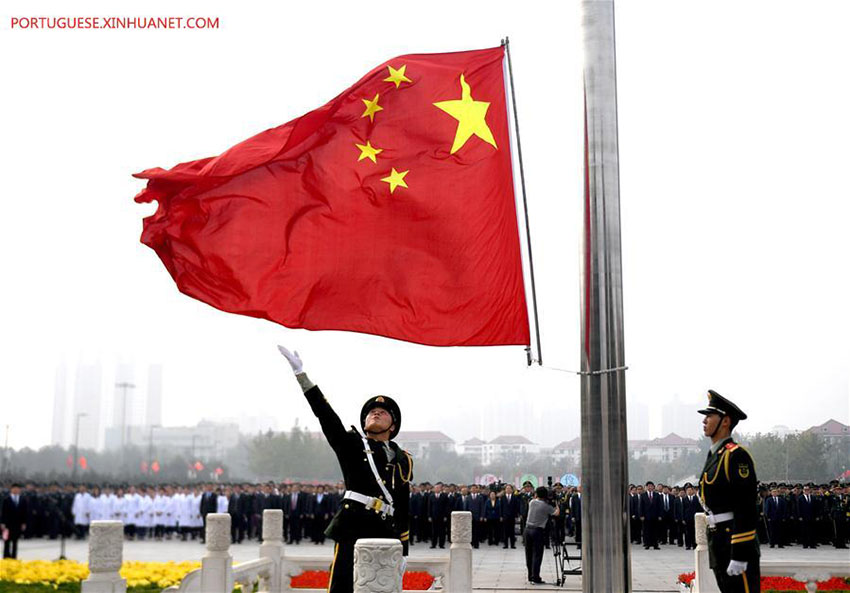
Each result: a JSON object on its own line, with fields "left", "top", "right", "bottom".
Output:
{"left": 545, "top": 475, "right": 581, "bottom": 585}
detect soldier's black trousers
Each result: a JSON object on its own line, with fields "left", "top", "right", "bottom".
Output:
{"left": 328, "top": 541, "right": 354, "bottom": 593}
{"left": 709, "top": 529, "right": 760, "bottom": 593}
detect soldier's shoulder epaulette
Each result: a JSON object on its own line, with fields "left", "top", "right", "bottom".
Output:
{"left": 399, "top": 449, "right": 414, "bottom": 483}
{"left": 724, "top": 442, "right": 739, "bottom": 451}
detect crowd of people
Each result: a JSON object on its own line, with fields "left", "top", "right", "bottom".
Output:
{"left": 2, "top": 478, "right": 848, "bottom": 559}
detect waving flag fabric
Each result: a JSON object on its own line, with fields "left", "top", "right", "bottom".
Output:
{"left": 134, "top": 46, "right": 529, "bottom": 346}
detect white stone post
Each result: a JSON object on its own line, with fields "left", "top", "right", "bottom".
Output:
{"left": 353, "top": 538, "right": 403, "bottom": 593}
{"left": 693, "top": 513, "right": 719, "bottom": 593}
{"left": 449, "top": 511, "right": 472, "bottom": 593}
{"left": 81, "top": 521, "right": 127, "bottom": 593}
{"left": 260, "top": 509, "right": 284, "bottom": 593}
{"left": 200, "top": 513, "right": 234, "bottom": 593}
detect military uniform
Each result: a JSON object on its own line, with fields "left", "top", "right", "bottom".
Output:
{"left": 698, "top": 390, "right": 760, "bottom": 593}
{"left": 300, "top": 379, "right": 412, "bottom": 593}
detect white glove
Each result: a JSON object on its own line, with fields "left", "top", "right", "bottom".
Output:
{"left": 277, "top": 345, "right": 303, "bottom": 374}
{"left": 726, "top": 559, "right": 747, "bottom": 576}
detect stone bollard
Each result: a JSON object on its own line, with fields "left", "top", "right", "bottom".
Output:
{"left": 449, "top": 511, "right": 472, "bottom": 593}
{"left": 81, "top": 520, "right": 127, "bottom": 593}
{"left": 260, "top": 509, "right": 284, "bottom": 593}
{"left": 693, "top": 513, "right": 720, "bottom": 593}
{"left": 353, "top": 538, "right": 404, "bottom": 593}
{"left": 200, "top": 513, "right": 234, "bottom": 593}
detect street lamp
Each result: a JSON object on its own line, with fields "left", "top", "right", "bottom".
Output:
{"left": 63, "top": 412, "right": 87, "bottom": 561}
{"left": 115, "top": 381, "right": 136, "bottom": 471}
{"left": 71, "top": 413, "right": 88, "bottom": 484}
{"left": 147, "top": 424, "right": 160, "bottom": 475}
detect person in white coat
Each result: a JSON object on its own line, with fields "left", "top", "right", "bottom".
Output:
{"left": 152, "top": 487, "right": 167, "bottom": 540}
{"left": 123, "top": 486, "right": 140, "bottom": 540}
{"left": 173, "top": 487, "right": 188, "bottom": 540}
{"left": 138, "top": 488, "right": 154, "bottom": 540}
{"left": 163, "top": 486, "right": 177, "bottom": 539}
{"left": 71, "top": 485, "right": 92, "bottom": 539}
{"left": 190, "top": 487, "right": 203, "bottom": 541}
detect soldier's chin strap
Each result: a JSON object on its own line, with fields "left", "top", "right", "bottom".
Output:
{"left": 365, "top": 426, "right": 393, "bottom": 437}
{"left": 708, "top": 413, "right": 726, "bottom": 440}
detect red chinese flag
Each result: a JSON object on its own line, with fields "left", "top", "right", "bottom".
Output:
{"left": 134, "top": 46, "right": 529, "bottom": 346}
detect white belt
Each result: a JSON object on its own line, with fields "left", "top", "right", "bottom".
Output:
{"left": 706, "top": 511, "right": 734, "bottom": 527}
{"left": 343, "top": 491, "right": 394, "bottom": 517}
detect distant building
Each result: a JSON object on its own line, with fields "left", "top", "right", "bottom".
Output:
{"left": 73, "top": 362, "right": 103, "bottom": 451}
{"left": 458, "top": 437, "right": 486, "bottom": 465}
{"left": 628, "top": 400, "right": 650, "bottom": 440}
{"left": 105, "top": 419, "right": 239, "bottom": 460}
{"left": 395, "top": 431, "right": 455, "bottom": 459}
{"left": 551, "top": 437, "right": 581, "bottom": 465}
{"left": 662, "top": 395, "right": 700, "bottom": 439}
{"left": 51, "top": 364, "right": 70, "bottom": 448}
{"left": 146, "top": 364, "right": 163, "bottom": 427}
{"left": 485, "top": 435, "right": 540, "bottom": 465}
{"left": 805, "top": 419, "right": 850, "bottom": 446}
{"left": 630, "top": 433, "right": 700, "bottom": 462}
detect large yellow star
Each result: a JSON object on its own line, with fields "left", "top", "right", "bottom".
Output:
{"left": 384, "top": 64, "right": 412, "bottom": 89}
{"left": 381, "top": 168, "right": 409, "bottom": 194}
{"left": 361, "top": 93, "right": 383, "bottom": 122}
{"left": 355, "top": 140, "right": 383, "bottom": 163}
{"left": 433, "top": 74, "right": 497, "bottom": 154}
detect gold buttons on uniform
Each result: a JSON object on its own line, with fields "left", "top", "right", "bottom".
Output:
{"left": 344, "top": 504, "right": 350, "bottom": 509}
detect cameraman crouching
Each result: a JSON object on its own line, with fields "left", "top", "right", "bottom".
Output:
{"left": 524, "top": 486, "right": 560, "bottom": 585}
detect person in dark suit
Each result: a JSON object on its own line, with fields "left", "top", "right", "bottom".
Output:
{"left": 485, "top": 489, "right": 502, "bottom": 545}
{"left": 409, "top": 484, "right": 423, "bottom": 547}
{"left": 569, "top": 486, "right": 583, "bottom": 547}
{"left": 683, "top": 483, "right": 699, "bottom": 549}
{"left": 1, "top": 484, "right": 28, "bottom": 558}
{"left": 764, "top": 487, "right": 786, "bottom": 548}
{"left": 284, "top": 483, "right": 308, "bottom": 544}
{"left": 672, "top": 487, "right": 685, "bottom": 547}
{"left": 660, "top": 485, "right": 675, "bottom": 544}
{"left": 428, "top": 483, "right": 451, "bottom": 548}
{"left": 797, "top": 484, "right": 819, "bottom": 549}
{"left": 199, "top": 484, "right": 218, "bottom": 544}
{"left": 640, "top": 481, "right": 662, "bottom": 549}
{"left": 500, "top": 484, "right": 521, "bottom": 548}
{"left": 312, "top": 485, "right": 333, "bottom": 544}
{"left": 469, "top": 484, "right": 487, "bottom": 548}
{"left": 629, "top": 485, "right": 642, "bottom": 545}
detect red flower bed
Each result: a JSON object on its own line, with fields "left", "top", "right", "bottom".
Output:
{"left": 291, "top": 570, "right": 434, "bottom": 590}
{"left": 677, "top": 572, "right": 850, "bottom": 591}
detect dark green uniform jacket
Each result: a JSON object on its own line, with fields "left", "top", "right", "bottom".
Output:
{"left": 303, "top": 385, "right": 413, "bottom": 553}
{"left": 700, "top": 437, "right": 759, "bottom": 563}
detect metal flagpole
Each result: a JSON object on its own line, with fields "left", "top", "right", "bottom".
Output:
{"left": 502, "top": 37, "right": 543, "bottom": 366}
{"left": 580, "top": 1, "right": 631, "bottom": 592}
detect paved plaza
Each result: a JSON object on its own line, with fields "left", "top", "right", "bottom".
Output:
{"left": 15, "top": 537, "right": 850, "bottom": 592}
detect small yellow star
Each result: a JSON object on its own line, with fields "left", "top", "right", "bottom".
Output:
{"left": 361, "top": 93, "right": 383, "bottom": 122}
{"left": 355, "top": 140, "right": 383, "bottom": 163}
{"left": 384, "top": 64, "right": 412, "bottom": 89}
{"left": 433, "top": 74, "right": 497, "bottom": 154}
{"left": 381, "top": 168, "right": 409, "bottom": 194}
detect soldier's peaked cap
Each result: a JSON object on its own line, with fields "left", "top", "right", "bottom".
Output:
{"left": 697, "top": 389, "right": 747, "bottom": 422}
{"left": 361, "top": 395, "right": 401, "bottom": 439}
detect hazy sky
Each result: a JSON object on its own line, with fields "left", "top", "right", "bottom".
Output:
{"left": 2, "top": 1, "right": 848, "bottom": 451}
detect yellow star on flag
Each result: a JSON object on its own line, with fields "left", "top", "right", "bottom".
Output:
{"left": 355, "top": 140, "right": 383, "bottom": 163}
{"left": 433, "top": 74, "right": 497, "bottom": 154}
{"left": 384, "top": 64, "right": 412, "bottom": 89}
{"left": 361, "top": 93, "right": 383, "bottom": 122}
{"left": 381, "top": 168, "right": 409, "bottom": 194}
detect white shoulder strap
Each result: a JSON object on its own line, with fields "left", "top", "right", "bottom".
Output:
{"left": 361, "top": 435, "right": 394, "bottom": 505}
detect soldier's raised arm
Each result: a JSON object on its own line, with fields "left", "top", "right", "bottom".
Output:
{"left": 277, "top": 345, "right": 347, "bottom": 452}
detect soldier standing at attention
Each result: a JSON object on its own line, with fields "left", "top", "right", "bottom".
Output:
{"left": 698, "top": 390, "right": 760, "bottom": 593}
{"left": 278, "top": 346, "right": 412, "bottom": 593}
